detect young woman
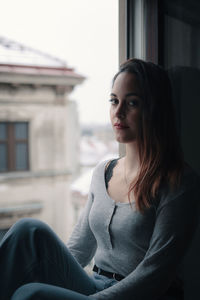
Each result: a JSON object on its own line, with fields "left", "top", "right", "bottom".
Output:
{"left": 0, "top": 58, "right": 199, "bottom": 300}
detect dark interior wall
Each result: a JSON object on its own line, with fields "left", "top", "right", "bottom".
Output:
{"left": 168, "top": 67, "right": 200, "bottom": 174}
{"left": 163, "top": 0, "right": 200, "bottom": 174}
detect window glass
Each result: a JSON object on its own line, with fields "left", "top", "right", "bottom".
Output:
{"left": 0, "top": 144, "right": 7, "bottom": 171}
{"left": 0, "top": 123, "right": 7, "bottom": 140}
{"left": 15, "top": 143, "right": 28, "bottom": 170}
{"left": 14, "top": 123, "right": 28, "bottom": 140}
{"left": 162, "top": 0, "right": 200, "bottom": 69}
{"left": 0, "top": 0, "right": 118, "bottom": 243}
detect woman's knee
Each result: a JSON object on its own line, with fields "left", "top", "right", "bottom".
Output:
{"left": 12, "top": 283, "right": 90, "bottom": 300}
{"left": 3, "top": 218, "right": 51, "bottom": 243}
{"left": 11, "top": 283, "right": 45, "bottom": 300}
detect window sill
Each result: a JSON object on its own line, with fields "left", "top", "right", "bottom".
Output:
{"left": 0, "top": 169, "right": 72, "bottom": 182}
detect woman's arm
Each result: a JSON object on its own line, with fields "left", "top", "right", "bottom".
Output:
{"left": 67, "top": 160, "right": 110, "bottom": 267}
{"left": 89, "top": 177, "right": 200, "bottom": 300}
{"left": 67, "top": 189, "right": 97, "bottom": 267}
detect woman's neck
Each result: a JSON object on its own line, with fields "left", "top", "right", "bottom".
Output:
{"left": 124, "top": 142, "right": 140, "bottom": 177}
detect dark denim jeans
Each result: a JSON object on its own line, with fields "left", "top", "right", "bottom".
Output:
{"left": 0, "top": 218, "right": 105, "bottom": 300}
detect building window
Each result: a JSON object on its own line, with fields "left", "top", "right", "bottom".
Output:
{"left": 0, "top": 122, "right": 29, "bottom": 172}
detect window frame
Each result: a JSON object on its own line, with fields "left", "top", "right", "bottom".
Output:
{"left": 0, "top": 121, "right": 29, "bottom": 172}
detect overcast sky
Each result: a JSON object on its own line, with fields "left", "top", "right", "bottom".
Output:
{"left": 0, "top": 0, "right": 118, "bottom": 125}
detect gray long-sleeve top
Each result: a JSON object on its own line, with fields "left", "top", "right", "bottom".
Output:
{"left": 67, "top": 160, "right": 200, "bottom": 300}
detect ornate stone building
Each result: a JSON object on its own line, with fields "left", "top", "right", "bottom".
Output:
{"left": 0, "top": 37, "right": 84, "bottom": 242}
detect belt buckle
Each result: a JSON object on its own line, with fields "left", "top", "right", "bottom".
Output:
{"left": 113, "top": 273, "right": 117, "bottom": 280}
{"left": 97, "top": 267, "right": 101, "bottom": 275}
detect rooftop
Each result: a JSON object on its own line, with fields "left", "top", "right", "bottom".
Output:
{"left": 0, "top": 36, "right": 85, "bottom": 83}
{"left": 0, "top": 36, "right": 67, "bottom": 67}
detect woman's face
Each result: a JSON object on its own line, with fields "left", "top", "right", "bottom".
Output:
{"left": 110, "top": 72, "right": 142, "bottom": 144}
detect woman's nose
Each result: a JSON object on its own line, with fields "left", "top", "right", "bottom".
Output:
{"left": 116, "top": 103, "right": 126, "bottom": 119}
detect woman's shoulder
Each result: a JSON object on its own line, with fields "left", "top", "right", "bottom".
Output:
{"left": 92, "top": 158, "right": 119, "bottom": 175}
{"left": 88, "top": 158, "right": 119, "bottom": 196}
{"left": 89, "top": 158, "right": 118, "bottom": 185}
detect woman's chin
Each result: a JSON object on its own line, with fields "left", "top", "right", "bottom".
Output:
{"left": 114, "top": 131, "right": 138, "bottom": 144}
{"left": 115, "top": 135, "right": 134, "bottom": 144}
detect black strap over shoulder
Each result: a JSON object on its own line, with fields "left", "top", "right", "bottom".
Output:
{"left": 105, "top": 159, "right": 119, "bottom": 189}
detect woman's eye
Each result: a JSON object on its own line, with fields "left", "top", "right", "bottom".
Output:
{"left": 128, "top": 100, "right": 139, "bottom": 107}
{"left": 109, "top": 98, "right": 118, "bottom": 105}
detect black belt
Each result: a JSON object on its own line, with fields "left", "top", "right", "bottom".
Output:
{"left": 93, "top": 265, "right": 124, "bottom": 281}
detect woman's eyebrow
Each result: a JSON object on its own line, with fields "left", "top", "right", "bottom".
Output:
{"left": 110, "top": 92, "right": 140, "bottom": 97}
{"left": 125, "top": 92, "right": 141, "bottom": 97}
{"left": 110, "top": 93, "right": 117, "bottom": 97}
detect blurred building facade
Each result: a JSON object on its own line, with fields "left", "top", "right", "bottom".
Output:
{"left": 0, "top": 37, "right": 84, "bottom": 242}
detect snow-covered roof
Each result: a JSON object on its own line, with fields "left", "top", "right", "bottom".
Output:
{"left": 0, "top": 36, "right": 67, "bottom": 67}
{"left": 0, "top": 36, "right": 85, "bottom": 85}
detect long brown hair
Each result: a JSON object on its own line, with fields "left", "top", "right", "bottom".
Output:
{"left": 113, "top": 58, "right": 184, "bottom": 212}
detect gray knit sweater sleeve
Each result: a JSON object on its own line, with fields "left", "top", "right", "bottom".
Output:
{"left": 89, "top": 173, "right": 200, "bottom": 300}
{"left": 67, "top": 185, "right": 97, "bottom": 267}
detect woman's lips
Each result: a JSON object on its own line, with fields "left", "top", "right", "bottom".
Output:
{"left": 114, "top": 123, "right": 129, "bottom": 129}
